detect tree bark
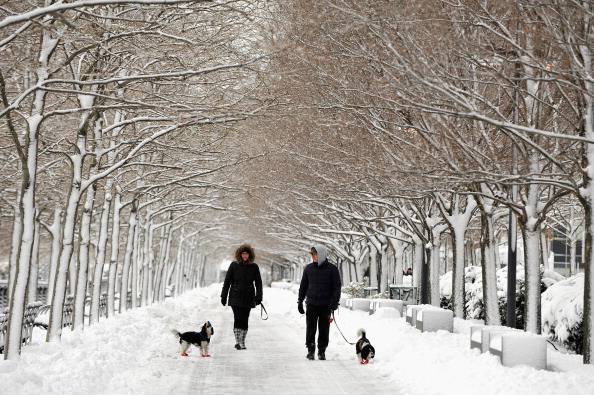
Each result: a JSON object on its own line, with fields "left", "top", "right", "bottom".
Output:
{"left": 73, "top": 185, "right": 96, "bottom": 330}
{"left": 107, "top": 192, "right": 122, "bottom": 317}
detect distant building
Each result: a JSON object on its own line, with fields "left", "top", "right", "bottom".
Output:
{"left": 551, "top": 225, "right": 583, "bottom": 276}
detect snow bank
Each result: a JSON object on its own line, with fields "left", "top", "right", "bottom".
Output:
{"left": 0, "top": 284, "right": 223, "bottom": 394}
{"left": 326, "top": 297, "right": 594, "bottom": 395}
{"left": 255, "top": 287, "right": 594, "bottom": 395}
{"left": 2, "top": 284, "right": 593, "bottom": 395}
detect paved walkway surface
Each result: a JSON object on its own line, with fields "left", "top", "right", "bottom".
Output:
{"left": 182, "top": 306, "right": 397, "bottom": 394}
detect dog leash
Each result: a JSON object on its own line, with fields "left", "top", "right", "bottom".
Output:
{"left": 331, "top": 311, "right": 356, "bottom": 345}
{"left": 260, "top": 303, "right": 269, "bottom": 320}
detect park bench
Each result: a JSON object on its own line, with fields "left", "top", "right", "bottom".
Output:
{"left": 369, "top": 298, "right": 404, "bottom": 316}
{"left": 488, "top": 332, "right": 547, "bottom": 369}
{"left": 405, "top": 304, "right": 439, "bottom": 327}
{"left": 470, "top": 325, "right": 518, "bottom": 353}
{"left": 347, "top": 298, "right": 372, "bottom": 312}
{"left": 388, "top": 284, "right": 418, "bottom": 304}
{"left": 0, "top": 301, "right": 43, "bottom": 353}
{"left": 415, "top": 308, "right": 453, "bottom": 332}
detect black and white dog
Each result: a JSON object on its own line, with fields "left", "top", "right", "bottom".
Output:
{"left": 356, "top": 328, "right": 375, "bottom": 364}
{"left": 171, "top": 321, "right": 214, "bottom": 357}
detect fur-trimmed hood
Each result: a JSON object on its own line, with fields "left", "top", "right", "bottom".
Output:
{"left": 234, "top": 244, "right": 255, "bottom": 263}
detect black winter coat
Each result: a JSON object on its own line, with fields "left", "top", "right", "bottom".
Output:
{"left": 221, "top": 261, "right": 263, "bottom": 308}
{"left": 298, "top": 260, "right": 341, "bottom": 309}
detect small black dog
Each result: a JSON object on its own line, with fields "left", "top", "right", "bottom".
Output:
{"left": 356, "top": 328, "right": 375, "bottom": 364}
{"left": 171, "top": 321, "right": 214, "bottom": 357}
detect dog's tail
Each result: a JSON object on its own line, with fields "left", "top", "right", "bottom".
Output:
{"left": 170, "top": 329, "right": 180, "bottom": 337}
{"left": 357, "top": 328, "right": 367, "bottom": 338}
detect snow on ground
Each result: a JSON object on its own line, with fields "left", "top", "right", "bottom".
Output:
{"left": 0, "top": 285, "right": 223, "bottom": 394}
{"left": 269, "top": 283, "right": 594, "bottom": 395}
{"left": 1, "top": 284, "right": 594, "bottom": 395}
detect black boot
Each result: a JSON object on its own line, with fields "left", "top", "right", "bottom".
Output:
{"left": 306, "top": 346, "right": 315, "bottom": 360}
{"left": 318, "top": 350, "right": 326, "bottom": 360}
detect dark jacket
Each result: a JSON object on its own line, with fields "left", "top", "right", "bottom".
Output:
{"left": 298, "top": 260, "right": 341, "bottom": 309}
{"left": 221, "top": 261, "right": 263, "bottom": 308}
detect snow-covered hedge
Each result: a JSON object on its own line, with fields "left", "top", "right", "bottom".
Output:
{"left": 541, "top": 273, "right": 583, "bottom": 353}
{"left": 370, "top": 290, "right": 390, "bottom": 299}
{"left": 440, "top": 265, "right": 564, "bottom": 330}
{"left": 342, "top": 281, "right": 365, "bottom": 298}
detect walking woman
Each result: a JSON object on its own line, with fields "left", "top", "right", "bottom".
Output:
{"left": 221, "top": 244, "right": 263, "bottom": 350}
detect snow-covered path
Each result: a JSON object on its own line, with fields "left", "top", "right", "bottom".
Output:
{"left": 184, "top": 303, "right": 394, "bottom": 394}
{"left": 3, "top": 284, "right": 594, "bottom": 395}
{"left": 0, "top": 285, "right": 396, "bottom": 395}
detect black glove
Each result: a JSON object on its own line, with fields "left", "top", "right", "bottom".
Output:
{"left": 298, "top": 301, "right": 305, "bottom": 315}
{"left": 221, "top": 296, "right": 227, "bottom": 306}
{"left": 331, "top": 302, "right": 339, "bottom": 311}
{"left": 255, "top": 297, "right": 262, "bottom": 306}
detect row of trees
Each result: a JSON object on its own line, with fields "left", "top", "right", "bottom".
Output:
{"left": 2, "top": 0, "right": 593, "bottom": 367}
{"left": 243, "top": 0, "right": 594, "bottom": 364}
{"left": 0, "top": 0, "right": 273, "bottom": 359}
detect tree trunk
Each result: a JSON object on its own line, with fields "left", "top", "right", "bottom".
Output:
{"left": 430, "top": 238, "right": 441, "bottom": 306}
{"left": 7, "top": 199, "right": 21, "bottom": 309}
{"left": 4, "top": 25, "right": 59, "bottom": 359}
{"left": 119, "top": 207, "right": 136, "bottom": 313}
{"left": 131, "top": 217, "right": 140, "bottom": 309}
{"left": 412, "top": 236, "right": 423, "bottom": 290}
{"left": 46, "top": 208, "right": 62, "bottom": 305}
{"left": 27, "top": 211, "right": 41, "bottom": 304}
{"left": 90, "top": 182, "right": 112, "bottom": 324}
{"left": 570, "top": 235, "right": 577, "bottom": 275}
{"left": 107, "top": 193, "right": 122, "bottom": 317}
{"left": 480, "top": 210, "right": 501, "bottom": 325}
{"left": 73, "top": 185, "right": 96, "bottom": 330}
{"left": 578, "top": 30, "right": 594, "bottom": 362}
{"left": 522, "top": 226, "right": 542, "bottom": 334}
{"left": 451, "top": 228, "right": 466, "bottom": 318}
{"left": 141, "top": 216, "right": 153, "bottom": 307}
{"left": 153, "top": 225, "right": 170, "bottom": 302}
{"left": 393, "top": 239, "right": 404, "bottom": 285}
{"left": 368, "top": 243, "right": 377, "bottom": 288}
{"left": 48, "top": 134, "right": 86, "bottom": 341}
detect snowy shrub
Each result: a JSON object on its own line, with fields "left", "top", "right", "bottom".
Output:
{"left": 439, "top": 265, "right": 563, "bottom": 330}
{"left": 342, "top": 281, "right": 365, "bottom": 298}
{"left": 371, "top": 290, "right": 390, "bottom": 299}
{"left": 541, "top": 273, "right": 583, "bottom": 354}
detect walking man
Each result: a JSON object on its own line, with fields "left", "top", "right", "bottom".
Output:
{"left": 297, "top": 245, "right": 341, "bottom": 360}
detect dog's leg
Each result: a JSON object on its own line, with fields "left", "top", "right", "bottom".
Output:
{"left": 180, "top": 341, "right": 190, "bottom": 357}
{"left": 201, "top": 341, "right": 210, "bottom": 357}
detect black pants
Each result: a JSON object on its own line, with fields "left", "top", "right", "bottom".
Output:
{"left": 305, "top": 304, "right": 331, "bottom": 351}
{"left": 231, "top": 306, "right": 251, "bottom": 330}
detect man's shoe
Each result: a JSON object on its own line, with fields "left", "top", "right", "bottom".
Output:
{"left": 235, "top": 344, "right": 242, "bottom": 350}
{"left": 306, "top": 350, "right": 315, "bottom": 360}
{"left": 318, "top": 351, "right": 326, "bottom": 360}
